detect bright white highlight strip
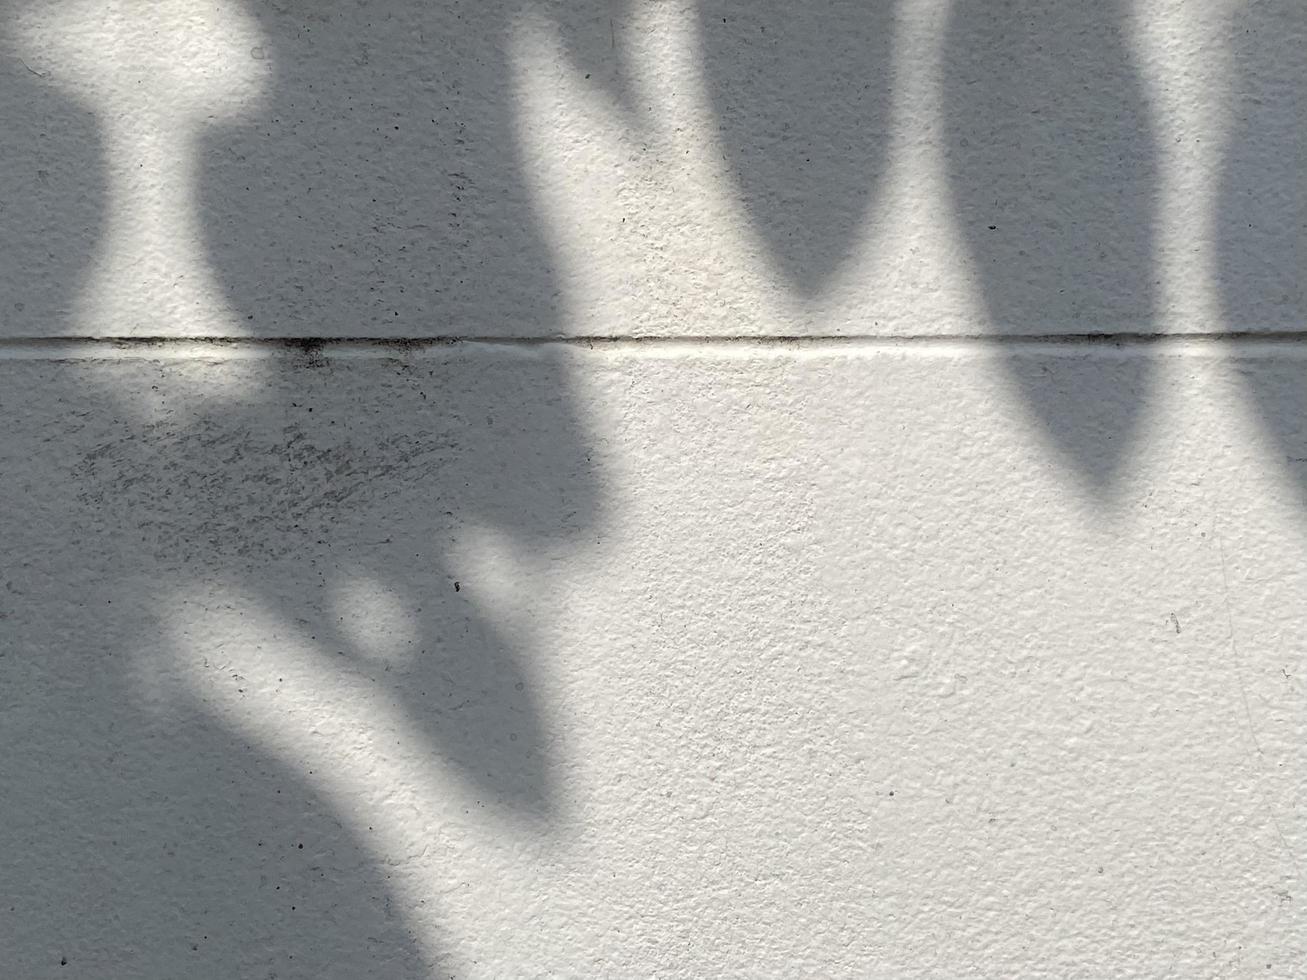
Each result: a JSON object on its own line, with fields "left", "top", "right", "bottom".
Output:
{"left": 163, "top": 591, "right": 496, "bottom": 972}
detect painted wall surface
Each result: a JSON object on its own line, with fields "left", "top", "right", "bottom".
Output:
{"left": 0, "top": 1, "right": 1302, "bottom": 977}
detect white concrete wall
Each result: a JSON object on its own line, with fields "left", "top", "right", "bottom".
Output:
{"left": 1, "top": 1, "right": 1302, "bottom": 976}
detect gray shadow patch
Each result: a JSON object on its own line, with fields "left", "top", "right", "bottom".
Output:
{"left": 697, "top": 0, "right": 896, "bottom": 298}
{"left": 943, "top": 0, "right": 1159, "bottom": 491}
{"left": 199, "top": 0, "right": 563, "bottom": 337}
{"left": 0, "top": 4, "right": 105, "bottom": 337}
{"left": 1217, "top": 0, "right": 1304, "bottom": 334}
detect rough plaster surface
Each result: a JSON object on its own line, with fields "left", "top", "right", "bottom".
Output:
{"left": 2, "top": 347, "right": 1304, "bottom": 976}
{"left": 0, "top": 0, "right": 1304, "bottom": 977}
{"left": 0, "top": 0, "right": 1298, "bottom": 338}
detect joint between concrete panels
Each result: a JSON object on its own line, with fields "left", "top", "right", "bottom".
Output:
{"left": 3, "top": 331, "right": 1307, "bottom": 361}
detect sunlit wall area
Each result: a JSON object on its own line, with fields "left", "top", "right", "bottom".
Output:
{"left": 0, "top": 2, "right": 1302, "bottom": 976}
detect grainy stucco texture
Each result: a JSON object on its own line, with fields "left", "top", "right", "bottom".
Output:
{"left": 0, "top": 0, "right": 1303, "bottom": 977}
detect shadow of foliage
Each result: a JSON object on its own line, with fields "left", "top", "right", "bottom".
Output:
{"left": 2, "top": 0, "right": 601, "bottom": 974}
{"left": 943, "top": 0, "right": 1159, "bottom": 492}
{"left": 1219, "top": 1, "right": 1306, "bottom": 505}
{"left": 697, "top": 0, "right": 896, "bottom": 297}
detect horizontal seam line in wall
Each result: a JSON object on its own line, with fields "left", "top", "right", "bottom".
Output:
{"left": 1, "top": 332, "right": 1307, "bottom": 358}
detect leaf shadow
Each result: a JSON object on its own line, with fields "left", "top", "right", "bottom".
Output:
{"left": 696, "top": 0, "right": 897, "bottom": 298}
{"left": 1, "top": 0, "right": 603, "bottom": 972}
{"left": 943, "top": 0, "right": 1160, "bottom": 494}
{"left": 0, "top": 4, "right": 104, "bottom": 337}
{"left": 1218, "top": 0, "right": 1306, "bottom": 502}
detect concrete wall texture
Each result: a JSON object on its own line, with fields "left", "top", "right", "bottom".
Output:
{"left": 0, "top": 0, "right": 1302, "bottom": 976}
